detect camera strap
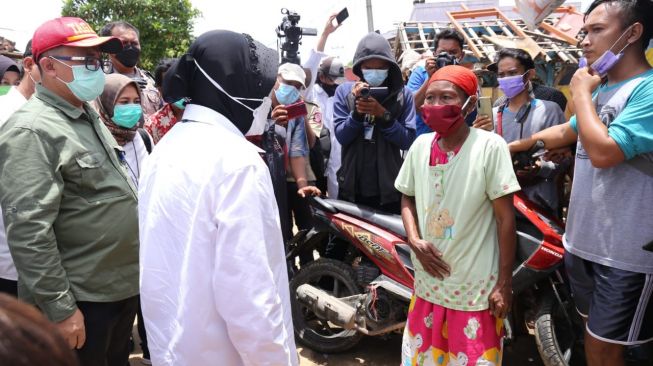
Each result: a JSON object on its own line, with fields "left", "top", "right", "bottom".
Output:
{"left": 496, "top": 99, "right": 534, "bottom": 139}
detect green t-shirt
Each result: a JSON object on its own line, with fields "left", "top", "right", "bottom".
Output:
{"left": 394, "top": 128, "right": 520, "bottom": 310}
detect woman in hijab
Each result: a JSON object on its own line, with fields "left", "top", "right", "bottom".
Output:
{"left": 96, "top": 73, "right": 152, "bottom": 186}
{"left": 0, "top": 55, "right": 20, "bottom": 94}
{"left": 138, "top": 30, "right": 298, "bottom": 366}
{"left": 96, "top": 73, "right": 154, "bottom": 363}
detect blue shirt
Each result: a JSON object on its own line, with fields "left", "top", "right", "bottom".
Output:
{"left": 406, "top": 66, "right": 431, "bottom": 136}
{"left": 569, "top": 69, "right": 653, "bottom": 160}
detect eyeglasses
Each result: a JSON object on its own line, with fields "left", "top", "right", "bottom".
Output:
{"left": 49, "top": 55, "right": 104, "bottom": 72}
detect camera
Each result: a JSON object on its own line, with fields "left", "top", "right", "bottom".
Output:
{"left": 435, "top": 52, "right": 459, "bottom": 69}
{"left": 276, "top": 8, "right": 318, "bottom": 65}
{"left": 359, "top": 86, "right": 389, "bottom": 101}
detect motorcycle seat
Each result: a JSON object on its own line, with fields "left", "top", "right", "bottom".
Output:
{"left": 320, "top": 198, "right": 407, "bottom": 238}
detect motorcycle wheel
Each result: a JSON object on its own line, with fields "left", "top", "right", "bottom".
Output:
{"left": 290, "top": 258, "right": 363, "bottom": 353}
{"left": 535, "top": 295, "right": 585, "bottom": 366}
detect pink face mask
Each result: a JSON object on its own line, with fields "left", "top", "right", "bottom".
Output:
{"left": 578, "top": 25, "right": 633, "bottom": 77}
{"left": 420, "top": 97, "right": 470, "bottom": 137}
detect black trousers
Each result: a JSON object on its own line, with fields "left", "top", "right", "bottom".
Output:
{"left": 76, "top": 295, "right": 138, "bottom": 366}
{"left": 136, "top": 297, "right": 150, "bottom": 359}
{"left": 0, "top": 278, "right": 17, "bottom": 296}
{"left": 287, "top": 181, "right": 315, "bottom": 263}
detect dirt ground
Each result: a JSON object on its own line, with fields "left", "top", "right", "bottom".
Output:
{"left": 128, "top": 327, "right": 545, "bottom": 365}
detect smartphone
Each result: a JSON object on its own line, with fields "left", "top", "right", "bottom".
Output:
{"left": 477, "top": 96, "right": 494, "bottom": 128}
{"left": 335, "top": 7, "right": 349, "bottom": 25}
{"left": 285, "top": 100, "right": 308, "bottom": 120}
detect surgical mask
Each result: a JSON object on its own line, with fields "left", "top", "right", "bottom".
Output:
{"left": 51, "top": 57, "right": 105, "bottom": 102}
{"left": 0, "top": 85, "right": 10, "bottom": 96}
{"left": 362, "top": 69, "right": 388, "bottom": 87}
{"left": 274, "top": 83, "right": 300, "bottom": 105}
{"left": 421, "top": 97, "right": 471, "bottom": 137}
{"left": 193, "top": 59, "right": 268, "bottom": 136}
{"left": 578, "top": 26, "right": 633, "bottom": 77}
{"left": 173, "top": 98, "right": 187, "bottom": 110}
{"left": 498, "top": 72, "right": 528, "bottom": 99}
{"left": 115, "top": 45, "right": 140, "bottom": 68}
{"left": 112, "top": 103, "right": 142, "bottom": 129}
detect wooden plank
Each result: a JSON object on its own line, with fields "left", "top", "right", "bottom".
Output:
{"left": 417, "top": 23, "right": 430, "bottom": 50}
{"left": 540, "top": 22, "right": 579, "bottom": 45}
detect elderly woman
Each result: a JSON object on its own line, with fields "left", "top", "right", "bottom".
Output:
{"left": 396, "top": 65, "right": 519, "bottom": 366}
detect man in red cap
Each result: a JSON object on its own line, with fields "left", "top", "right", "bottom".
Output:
{"left": 0, "top": 17, "right": 139, "bottom": 366}
{"left": 395, "top": 65, "right": 519, "bottom": 365}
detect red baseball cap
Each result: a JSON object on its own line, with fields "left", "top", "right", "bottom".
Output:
{"left": 32, "top": 17, "right": 123, "bottom": 60}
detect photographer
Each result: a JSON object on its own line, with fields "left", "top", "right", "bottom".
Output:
{"left": 100, "top": 21, "right": 162, "bottom": 118}
{"left": 333, "top": 32, "right": 416, "bottom": 213}
{"left": 266, "top": 63, "right": 321, "bottom": 242}
{"left": 407, "top": 29, "right": 492, "bottom": 135}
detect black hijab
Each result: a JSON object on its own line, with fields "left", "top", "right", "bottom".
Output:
{"left": 162, "top": 30, "right": 277, "bottom": 133}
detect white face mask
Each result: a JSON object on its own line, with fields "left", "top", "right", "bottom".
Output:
{"left": 193, "top": 59, "right": 270, "bottom": 136}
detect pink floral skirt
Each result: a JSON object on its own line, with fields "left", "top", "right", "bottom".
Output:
{"left": 401, "top": 295, "right": 504, "bottom": 366}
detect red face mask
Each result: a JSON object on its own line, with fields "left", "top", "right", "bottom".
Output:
{"left": 420, "top": 104, "right": 465, "bottom": 137}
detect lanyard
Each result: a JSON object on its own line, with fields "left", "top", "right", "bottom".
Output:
{"left": 496, "top": 99, "right": 534, "bottom": 139}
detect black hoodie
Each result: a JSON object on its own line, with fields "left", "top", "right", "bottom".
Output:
{"left": 333, "top": 33, "right": 416, "bottom": 208}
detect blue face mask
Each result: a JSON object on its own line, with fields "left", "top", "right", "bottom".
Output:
{"left": 274, "top": 83, "right": 300, "bottom": 105}
{"left": 112, "top": 104, "right": 142, "bottom": 129}
{"left": 51, "top": 57, "right": 105, "bottom": 102}
{"left": 362, "top": 69, "right": 389, "bottom": 87}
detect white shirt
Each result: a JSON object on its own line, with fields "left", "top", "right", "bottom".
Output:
{"left": 306, "top": 84, "right": 341, "bottom": 199}
{"left": 122, "top": 131, "right": 150, "bottom": 187}
{"left": 302, "top": 49, "right": 327, "bottom": 100}
{"left": 0, "top": 86, "right": 28, "bottom": 281}
{"left": 138, "top": 104, "right": 298, "bottom": 366}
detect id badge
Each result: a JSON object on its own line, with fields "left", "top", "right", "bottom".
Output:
{"left": 364, "top": 123, "right": 374, "bottom": 141}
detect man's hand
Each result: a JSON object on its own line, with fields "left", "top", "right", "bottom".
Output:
{"left": 409, "top": 238, "right": 450, "bottom": 280}
{"left": 298, "top": 186, "right": 321, "bottom": 198}
{"left": 544, "top": 147, "right": 573, "bottom": 164}
{"left": 271, "top": 105, "right": 289, "bottom": 127}
{"left": 355, "top": 97, "right": 386, "bottom": 118}
{"left": 516, "top": 160, "right": 541, "bottom": 181}
{"left": 472, "top": 115, "right": 494, "bottom": 131}
{"left": 488, "top": 282, "right": 512, "bottom": 319}
{"left": 323, "top": 13, "right": 342, "bottom": 36}
{"left": 570, "top": 67, "right": 602, "bottom": 100}
{"left": 351, "top": 81, "right": 368, "bottom": 98}
{"left": 56, "top": 308, "right": 86, "bottom": 349}
{"left": 425, "top": 57, "right": 438, "bottom": 78}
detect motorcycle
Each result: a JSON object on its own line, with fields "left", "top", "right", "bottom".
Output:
{"left": 286, "top": 142, "right": 589, "bottom": 364}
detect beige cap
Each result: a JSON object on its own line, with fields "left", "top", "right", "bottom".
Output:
{"left": 278, "top": 63, "right": 306, "bottom": 88}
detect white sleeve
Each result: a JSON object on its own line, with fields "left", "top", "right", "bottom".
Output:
{"left": 212, "top": 163, "right": 298, "bottom": 366}
{"left": 302, "top": 49, "right": 327, "bottom": 98}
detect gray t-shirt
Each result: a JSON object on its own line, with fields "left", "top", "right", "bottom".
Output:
{"left": 565, "top": 71, "right": 653, "bottom": 274}
{"left": 493, "top": 99, "right": 567, "bottom": 212}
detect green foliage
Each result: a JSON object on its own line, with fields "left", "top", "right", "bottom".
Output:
{"left": 61, "top": 0, "right": 200, "bottom": 71}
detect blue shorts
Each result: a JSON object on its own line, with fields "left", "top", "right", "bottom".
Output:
{"left": 565, "top": 252, "right": 653, "bottom": 345}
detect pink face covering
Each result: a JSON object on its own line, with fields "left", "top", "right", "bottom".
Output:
{"left": 421, "top": 104, "right": 465, "bottom": 137}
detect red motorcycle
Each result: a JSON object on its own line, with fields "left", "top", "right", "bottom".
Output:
{"left": 286, "top": 147, "right": 586, "bottom": 365}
